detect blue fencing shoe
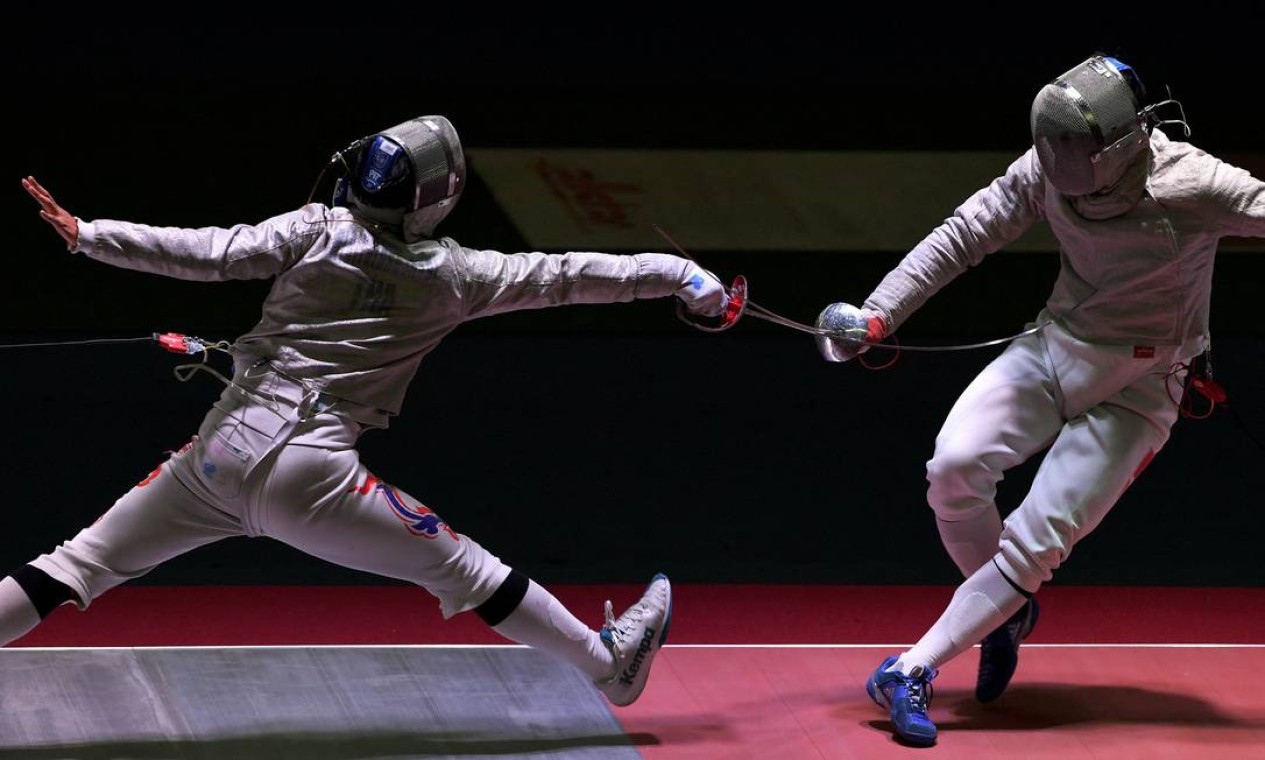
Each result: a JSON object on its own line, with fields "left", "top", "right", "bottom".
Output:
{"left": 866, "top": 655, "right": 938, "bottom": 747}
{"left": 976, "top": 597, "right": 1040, "bottom": 703}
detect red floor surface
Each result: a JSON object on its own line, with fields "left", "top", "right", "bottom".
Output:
{"left": 11, "top": 583, "right": 1265, "bottom": 647}
{"left": 11, "top": 584, "right": 1265, "bottom": 758}
{"left": 621, "top": 646, "right": 1265, "bottom": 759}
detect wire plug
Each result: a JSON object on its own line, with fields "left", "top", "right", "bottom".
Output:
{"left": 154, "top": 332, "right": 206, "bottom": 355}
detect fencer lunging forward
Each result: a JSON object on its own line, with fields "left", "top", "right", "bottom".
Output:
{"left": 9, "top": 115, "right": 729, "bottom": 707}
{"left": 817, "top": 55, "right": 1265, "bottom": 746}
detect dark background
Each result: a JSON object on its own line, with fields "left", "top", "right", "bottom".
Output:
{"left": 3, "top": 20, "right": 1262, "bottom": 589}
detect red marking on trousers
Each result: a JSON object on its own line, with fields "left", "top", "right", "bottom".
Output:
{"left": 349, "top": 474, "right": 381, "bottom": 495}
{"left": 1114, "top": 449, "right": 1158, "bottom": 503}
{"left": 136, "top": 465, "right": 163, "bottom": 488}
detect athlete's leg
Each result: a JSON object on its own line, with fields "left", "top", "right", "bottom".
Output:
{"left": 871, "top": 338, "right": 1186, "bottom": 742}
{"left": 0, "top": 572, "right": 54, "bottom": 645}
{"left": 895, "top": 366, "right": 1181, "bottom": 675}
{"left": 257, "top": 420, "right": 641, "bottom": 693}
{"left": 469, "top": 568, "right": 612, "bottom": 678}
{"left": 2, "top": 440, "right": 245, "bottom": 645}
{"left": 926, "top": 333, "right": 1064, "bottom": 577}
{"left": 997, "top": 373, "right": 1180, "bottom": 589}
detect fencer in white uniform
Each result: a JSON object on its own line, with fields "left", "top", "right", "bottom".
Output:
{"left": 8, "top": 115, "right": 730, "bottom": 708}
{"left": 817, "top": 56, "right": 1265, "bottom": 746}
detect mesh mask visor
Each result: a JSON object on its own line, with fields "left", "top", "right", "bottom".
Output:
{"left": 1031, "top": 56, "right": 1147, "bottom": 196}
{"left": 335, "top": 115, "right": 465, "bottom": 238}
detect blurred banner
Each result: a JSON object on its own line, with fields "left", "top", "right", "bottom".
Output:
{"left": 470, "top": 149, "right": 1264, "bottom": 254}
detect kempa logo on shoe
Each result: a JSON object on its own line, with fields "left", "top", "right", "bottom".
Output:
{"left": 619, "top": 626, "right": 658, "bottom": 685}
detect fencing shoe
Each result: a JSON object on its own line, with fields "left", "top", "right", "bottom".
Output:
{"left": 867, "top": 655, "right": 938, "bottom": 747}
{"left": 596, "top": 573, "right": 672, "bottom": 707}
{"left": 976, "top": 597, "right": 1040, "bottom": 703}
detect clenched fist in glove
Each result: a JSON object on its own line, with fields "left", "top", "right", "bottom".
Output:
{"left": 815, "top": 302, "right": 886, "bottom": 362}
{"left": 675, "top": 267, "right": 729, "bottom": 317}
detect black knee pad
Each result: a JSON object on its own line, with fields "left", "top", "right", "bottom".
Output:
{"left": 474, "top": 569, "right": 530, "bottom": 627}
{"left": 10, "top": 565, "right": 78, "bottom": 618}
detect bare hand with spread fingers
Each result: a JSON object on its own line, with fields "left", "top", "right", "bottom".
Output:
{"left": 22, "top": 176, "right": 79, "bottom": 248}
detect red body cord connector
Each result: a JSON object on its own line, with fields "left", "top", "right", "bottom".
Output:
{"left": 154, "top": 332, "right": 206, "bottom": 355}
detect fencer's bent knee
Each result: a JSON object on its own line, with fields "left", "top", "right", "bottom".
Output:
{"left": 10, "top": 564, "right": 80, "bottom": 617}
{"left": 925, "top": 447, "right": 1002, "bottom": 522}
{"left": 996, "top": 539, "right": 1051, "bottom": 593}
{"left": 998, "top": 506, "right": 1084, "bottom": 590}
{"left": 475, "top": 568, "right": 529, "bottom": 626}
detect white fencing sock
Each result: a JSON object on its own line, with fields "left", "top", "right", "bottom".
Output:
{"left": 891, "top": 558, "right": 1029, "bottom": 675}
{"left": 0, "top": 576, "right": 42, "bottom": 647}
{"left": 936, "top": 508, "right": 1004, "bottom": 578}
{"left": 487, "top": 579, "right": 615, "bottom": 681}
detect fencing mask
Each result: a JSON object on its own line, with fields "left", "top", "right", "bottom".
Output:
{"left": 333, "top": 115, "right": 466, "bottom": 240}
{"left": 1030, "top": 56, "right": 1149, "bottom": 197}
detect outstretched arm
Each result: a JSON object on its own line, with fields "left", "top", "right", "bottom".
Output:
{"left": 22, "top": 174, "right": 326, "bottom": 282}
{"left": 454, "top": 248, "right": 727, "bottom": 320}
{"left": 815, "top": 150, "right": 1046, "bottom": 362}
{"left": 860, "top": 150, "right": 1045, "bottom": 333}
{"left": 22, "top": 176, "right": 79, "bottom": 249}
{"left": 1207, "top": 159, "right": 1265, "bottom": 240}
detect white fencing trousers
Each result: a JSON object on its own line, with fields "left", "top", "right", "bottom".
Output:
{"left": 925, "top": 315, "right": 1190, "bottom": 591}
{"left": 30, "top": 376, "right": 511, "bottom": 619}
